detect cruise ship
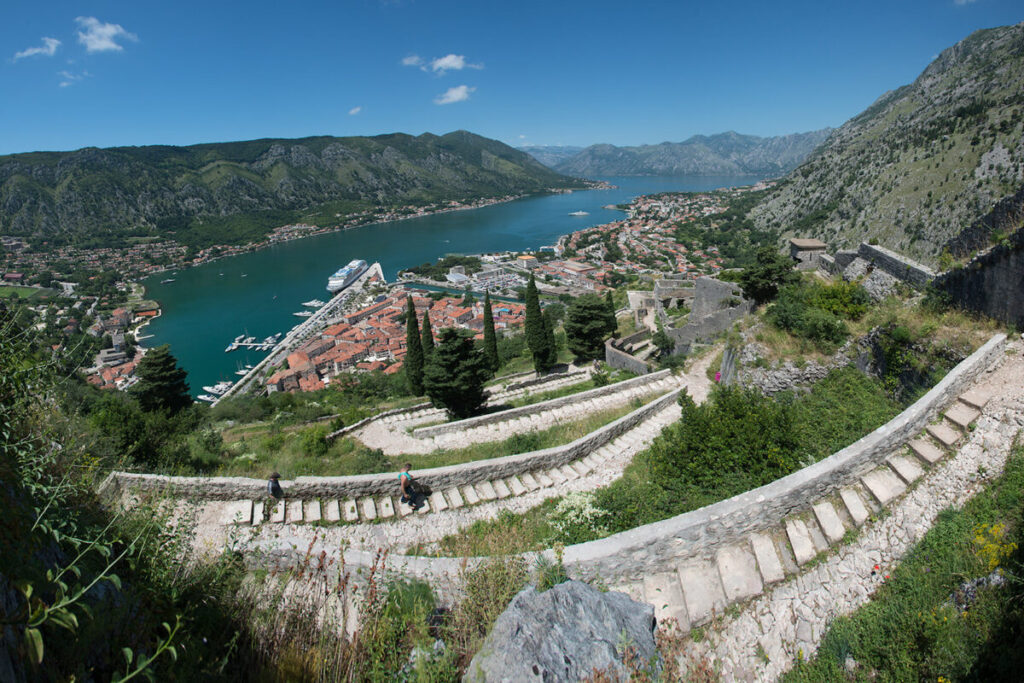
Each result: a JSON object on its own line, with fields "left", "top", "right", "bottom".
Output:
{"left": 326, "top": 259, "right": 368, "bottom": 293}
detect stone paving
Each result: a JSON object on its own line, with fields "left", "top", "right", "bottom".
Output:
{"left": 355, "top": 369, "right": 686, "bottom": 455}
{"left": 660, "top": 340, "right": 1024, "bottom": 681}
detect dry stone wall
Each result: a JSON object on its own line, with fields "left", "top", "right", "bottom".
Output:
{"left": 935, "top": 229, "right": 1024, "bottom": 328}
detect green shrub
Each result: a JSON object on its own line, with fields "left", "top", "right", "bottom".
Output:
{"left": 299, "top": 425, "right": 329, "bottom": 457}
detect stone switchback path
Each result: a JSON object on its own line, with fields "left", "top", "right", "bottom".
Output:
{"left": 655, "top": 339, "right": 1023, "bottom": 681}
{"left": 189, "top": 352, "right": 719, "bottom": 555}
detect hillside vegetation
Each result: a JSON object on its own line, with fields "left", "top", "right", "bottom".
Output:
{"left": 750, "top": 21, "right": 1024, "bottom": 264}
{"left": 550, "top": 130, "right": 832, "bottom": 177}
{"left": 0, "top": 130, "right": 579, "bottom": 249}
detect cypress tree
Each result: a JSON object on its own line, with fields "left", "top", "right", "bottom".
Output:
{"left": 540, "top": 309, "right": 558, "bottom": 370}
{"left": 524, "top": 274, "right": 550, "bottom": 372}
{"left": 405, "top": 296, "right": 424, "bottom": 395}
{"left": 131, "top": 344, "right": 191, "bottom": 414}
{"left": 420, "top": 311, "right": 435, "bottom": 359}
{"left": 604, "top": 290, "right": 618, "bottom": 336}
{"left": 482, "top": 291, "right": 499, "bottom": 372}
{"left": 423, "top": 328, "right": 491, "bottom": 419}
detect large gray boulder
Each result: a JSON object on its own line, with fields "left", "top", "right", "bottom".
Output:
{"left": 463, "top": 580, "right": 658, "bottom": 682}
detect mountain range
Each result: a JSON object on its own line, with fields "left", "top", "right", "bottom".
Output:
{"left": 748, "top": 21, "right": 1024, "bottom": 263}
{"left": 0, "top": 130, "right": 579, "bottom": 249}
{"left": 520, "top": 130, "right": 833, "bottom": 177}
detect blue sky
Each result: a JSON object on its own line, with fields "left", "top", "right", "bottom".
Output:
{"left": 1, "top": 1, "right": 1021, "bottom": 155}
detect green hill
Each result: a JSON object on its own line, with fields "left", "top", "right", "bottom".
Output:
{"left": 0, "top": 130, "right": 581, "bottom": 249}
{"left": 749, "top": 22, "right": 1024, "bottom": 265}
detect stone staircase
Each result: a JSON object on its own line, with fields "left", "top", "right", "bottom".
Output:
{"left": 616, "top": 388, "right": 993, "bottom": 632}
{"left": 216, "top": 396, "right": 682, "bottom": 528}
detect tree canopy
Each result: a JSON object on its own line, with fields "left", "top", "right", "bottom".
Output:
{"left": 738, "top": 247, "right": 800, "bottom": 305}
{"left": 405, "top": 297, "right": 424, "bottom": 395}
{"left": 131, "top": 344, "right": 191, "bottom": 414}
{"left": 564, "top": 293, "right": 616, "bottom": 361}
{"left": 423, "top": 328, "right": 491, "bottom": 419}
{"left": 482, "top": 292, "right": 499, "bottom": 372}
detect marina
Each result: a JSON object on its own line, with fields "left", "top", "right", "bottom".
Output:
{"left": 224, "top": 332, "right": 282, "bottom": 353}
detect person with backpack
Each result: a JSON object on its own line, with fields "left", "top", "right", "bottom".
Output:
{"left": 398, "top": 463, "right": 425, "bottom": 511}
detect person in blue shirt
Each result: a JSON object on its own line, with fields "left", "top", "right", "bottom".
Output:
{"left": 267, "top": 471, "right": 284, "bottom": 499}
{"left": 398, "top": 463, "right": 424, "bottom": 510}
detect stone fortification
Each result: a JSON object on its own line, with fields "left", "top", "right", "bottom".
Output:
{"left": 944, "top": 183, "right": 1024, "bottom": 258}
{"left": 99, "top": 387, "right": 682, "bottom": 503}
{"left": 854, "top": 243, "right": 936, "bottom": 288}
{"left": 604, "top": 330, "right": 654, "bottom": 375}
{"left": 289, "top": 334, "right": 1005, "bottom": 585}
{"left": 411, "top": 369, "right": 671, "bottom": 438}
{"left": 667, "top": 277, "right": 753, "bottom": 354}
{"left": 935, "top": 228, "right": 1024, "bottom": 328}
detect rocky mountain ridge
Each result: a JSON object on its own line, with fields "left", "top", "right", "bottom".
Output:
{"left": 544, "top": 130, "right": 832, "bottom": 177}
{"left": 0, "top": 130, "right": 579, "bottom": 248}
{"left": 749, "top": 21, "right": 1024, "bottom": 264}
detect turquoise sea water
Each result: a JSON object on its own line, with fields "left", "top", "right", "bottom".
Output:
{"left": 141, "top": 175, "right": 761, "bottom": 394}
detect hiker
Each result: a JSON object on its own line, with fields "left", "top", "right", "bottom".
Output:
{"left": 267, "top": 471, "right": 284, "bottom": 499}
{"left": 398, "top": 463, "right": 425, "bottom": 510}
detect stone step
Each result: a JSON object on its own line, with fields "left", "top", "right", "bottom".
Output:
{"left": 569, "top": 461, "right": 589, "bottom": 477}
{"left": 945, "top": 402, "right": 981, "bottom": 430}
{"left": 716, "top": 545, "right": 764, "bottom": 603}
{"left": 811, "top": 501, "right": 846, "bottom": 545}
{"left": 887, "top": 454, "right": 924, "bottom": 485}
{"left": 360, "top": 497, "right": 377, "bottom": 521}
{"left": 343, "top": 499, "right": 359, "bottom": 522}
{"left": 558, "top": 464, "right": 579, "bottom": 481}
{"left": 416, "top": 500, "right": 430, "bottom": 514}
{"left": 678, "top": 561, "right": 728, "bottom": 627}
{"left": 430, "top": 491, "right": 449, "bottom": 512}
{"left": 861, "top": 467, "right": 907, "bottom": 506}
{"left": 927, "top": 421, "right": 962, "bottom": 449}
{"left": 220, "top": 500, "right": 253, "bottom": 525}
{"left": 909, "top": 438, "right": 945, "bottom": 465}
{"left": 785, "top": 519, "right": 817, "bottom": 566}
{"left": 492, "top": 479, "right": 512, "bottom": 499}
{"left": 507, "top": 476, "right": 527, "bottom": 496}
{"left": 536, "top": 471, "right": 555, "bottom": 488}
{"left": 270, "top": 500, "right": 286, "bottom": 523}
{"left": 959, "top": 388, "right": 993, "bottom": 411}
{"left": 286, "top": 499, "right": 304, "bottom": 524}
{"left": 476, "top": 481, "right": 498, "bottom": 501}
{"left": 305, "top": 500, "right": 322, "bottom": 523}
{"left": 519, "top": 472, "right": 540, "bottom": 491}
{"left": 446, "top": 488, "right": 465, "bottom": 509}
{"left": 462, "top": 485, "right": 481, "bottom": 506}
{"left": 642, "top": 572, "right": 690, "bottom": 631}
{"left": 749, "top": 533, "right": 785, "bottom": 584}
{"left": 577, "top": 455, "right": 598, "bottom": 474}
{"left": 546, "top": 468, "right": 567, "bottom": 485}
{"left": 839, "top": 487, "right": 869, "bottom": 527}
{"left": 323, "top": 500, "right": 341, "bottom": 522}
{"left": 252, "top": 501, "right": 264, "bottom": 525}
{"left": 378, "top": 497, "right": 395, "bottom": 519}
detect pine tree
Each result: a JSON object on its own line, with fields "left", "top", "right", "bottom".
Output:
{"left": 423, "top": 328, "right": 491, "bottom": 419}
{"left": 131, "top": 344, "right": 191, "bottom": 414}
{"left": 405, "top": 297, "right": 425, "bottom": 395}
{"left": 420, "top": 311, "right": 435, "bottom": 359}
{"left": 604, "top": 290, "right": 618, "bottom": 337}
{"left": 524, "top": 274, "right": 551, "bottom": 372}
{"left": 482, "top": 291, "right": 499, "bottom": 372}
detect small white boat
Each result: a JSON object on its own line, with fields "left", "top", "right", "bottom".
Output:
{"left": 196, "top": 394, "right": 217, "bottom": 403}
{"left": 302, "top": 299, "right": 326, "bottom": 308}
{"left": 160, "top": 278, "right": 176, "bottom": 284}
{"left": 568, "top": 210, "right": 589, "bottom": 216}
{"left": 293, "top": 311, "right": 314, "bottom": 318}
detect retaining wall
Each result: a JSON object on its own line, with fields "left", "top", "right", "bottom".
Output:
{"left": 275, "top": 333, "right": 1006, "bottom": 585}
{"left": 327, "top": 402, "right": 432, "bottom": 440}
{"left": 605, "top": 340, "right": 653, "bottom": 376}
{"left": 935, "top": 229, "right": 1024, "bottom": 329}
{"left": 857, "top": 243, "right": 936, "bottom": 288}
{"left": 410, "top": 369, "right": 672, "bottom": 438}
{"left": 99, "top": 388, "right": 682, "bottom": 503}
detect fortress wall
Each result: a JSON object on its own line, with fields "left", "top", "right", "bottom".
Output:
{"left": 857, "top": 243, "right": 936, "bottom": 288}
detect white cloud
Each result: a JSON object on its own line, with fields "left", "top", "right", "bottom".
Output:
{"left": 349, "top": 106, "right": 362, "bottom": 115}
{"left": 519, "top": 134, "right": 527, "bottom": 139}
{"left": 429, "top": 53, "right": 482, "bottom": 74}
{"left": 58, "top": 69, "right": 89, "bottom": 87}
{"left": 75, "top": 16, "right": 138, "bottom": 53}
{"left": 402, "top": 54, "right": 423, "bottom": 67}
{"left": 954, "top": 0, "right": 978, "bottom": 4}
{"left": 434, "top": 85, "right": 475, "bottom": 105}
{"left": 13, "top": 37, "right": 61, "bottom": 61}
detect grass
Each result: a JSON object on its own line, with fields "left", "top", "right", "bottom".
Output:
{"left": 215, "top": 400, "right": 651, "bottom": 478}
{"left": 0, "top": 285, "right": 46, "bottom": 300}
{"left": 417, "top": 501, "right": 561, "bottom": 556}
{"left": 785, "top": 439, "right": 1024, "bottom": 682}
